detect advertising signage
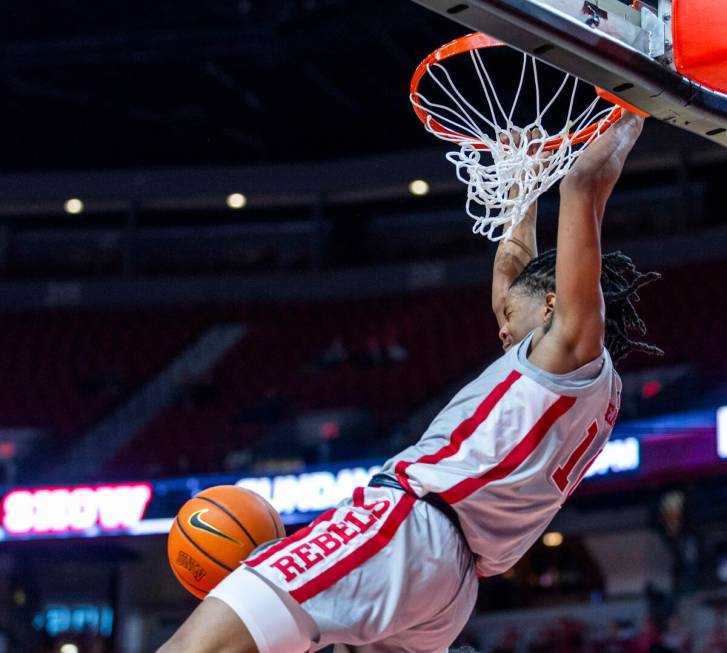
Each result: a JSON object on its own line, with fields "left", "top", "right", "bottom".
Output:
{"left": 3, "top": 483, "right": 152, "bottom": 537}
{"left": 0, "top": 464, "right": 380, "bottom": 542}
{"left": 0, "top": 435, "right": 642, "bottom": 543}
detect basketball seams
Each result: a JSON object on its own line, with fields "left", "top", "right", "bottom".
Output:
{"left": 195, "top": 495, "right": 258, "bottom": 548}
{"left": 257, "top": 497, "right": 285, "bottom": 539}
{"left": 169, "top": 486, "right": 285, "bottom": 599}
{"left": 174, "top": 517, "right": 234, "bottom": 573}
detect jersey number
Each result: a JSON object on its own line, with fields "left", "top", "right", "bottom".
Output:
{"left": 552, "top": 420, "right": 599, "bottom": 493}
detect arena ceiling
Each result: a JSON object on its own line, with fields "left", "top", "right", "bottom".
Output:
{"left": 0, "top": 0, "right": 463, "bottom": 171}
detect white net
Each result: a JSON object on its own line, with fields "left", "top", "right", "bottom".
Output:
{"left": 411, "top": 47, "right": 618, "bottom": 241}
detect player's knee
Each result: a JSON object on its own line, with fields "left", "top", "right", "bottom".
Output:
{"left": 155, "top": 598, "right": 260, "bottom": 653}
{"left": 155, "top": 634, "right": 191, "bottom": 653}
{"left": 156, "top": 640, "right": 179, "bottom": 653}
{"left": 155, "top": 632, "right": 206, "bottom": 653}
{"left": 156, "top": 633, "right": 255, "bottom": 653}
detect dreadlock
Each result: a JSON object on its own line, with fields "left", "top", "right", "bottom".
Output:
{"left": 510, "top": 249, "right": 663, "bottom": 363}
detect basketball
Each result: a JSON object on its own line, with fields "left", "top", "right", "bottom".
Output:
{"left": 167, "top": 485, "right": 285, "bottom": 599}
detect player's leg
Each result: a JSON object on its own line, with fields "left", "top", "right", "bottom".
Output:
{"left": 156, "top": 598, "right": 258, "bottom": 653}
{"left": 157, "top": 564, "right": 318, "bottom": 653}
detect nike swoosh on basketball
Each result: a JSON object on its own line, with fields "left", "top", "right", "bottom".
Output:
{"left": 188, "top": 509, "right": 241, "bottom": 545}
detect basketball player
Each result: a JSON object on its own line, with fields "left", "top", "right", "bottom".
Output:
{"left": 158, "top": 112, "right": 660, "bottom": 653}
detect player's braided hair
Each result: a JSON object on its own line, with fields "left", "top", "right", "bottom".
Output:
{"left": 510, "top": 249, "right": 663, "bottom": 363}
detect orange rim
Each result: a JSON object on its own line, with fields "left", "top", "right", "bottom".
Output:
{"left": 410, "top": 32, "right": 627, "bottom": 152}
{"left": 595, "top": 87, "right": 650, "bottom": 117}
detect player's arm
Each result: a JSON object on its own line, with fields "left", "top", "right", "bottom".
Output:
{"left": 491, "top": 199, "right": 538, "bottom": 329}
{"left": 492, "top": 129, "right": 540, "bottom": 328}
{"left": 530, "top": 112, "right": 644, "bottom": 372}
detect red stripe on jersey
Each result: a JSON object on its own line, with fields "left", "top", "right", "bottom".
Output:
{"left": 565, "top": 448, "right": 603, "bottom": 500}
{"left": 290, "top": 491, "right": 416, "bottom": 603}
{"left": 395, "top": 370, "right": 522, "bottom": 491}
{"left": 439, "top": 394, "right": 578, "bottom": 504}
{"left": 352, "top": 487, "right": 365, "bottom": 507}
{"left": 553, "top": 419, "right": 599, "bottom": 492}
{"left": 246, "top": 508, "right": 336, "bottom": 568}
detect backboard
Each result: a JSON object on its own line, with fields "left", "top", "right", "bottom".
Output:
{"left": 410, "top": 0, "right": 727, "bottom": 147}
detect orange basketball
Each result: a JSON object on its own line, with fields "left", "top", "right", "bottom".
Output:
{"left": 167, "top": 485, "right": 285, "bottom": 599}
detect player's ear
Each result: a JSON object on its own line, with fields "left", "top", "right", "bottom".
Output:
{"left": 543, "top": 292, "right": 556, "bottom": 322}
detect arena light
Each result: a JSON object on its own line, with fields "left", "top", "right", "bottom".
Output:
{"left": 641, "top": 380, "right": 663, "bottom": 399}
{"left": 718, "top": 406, "right": 727, "bottom": 459}
{"left": 0, "top": 441, "right": 16, "bottom": 459}
{"left": 226, "top": 193, "right": 247, "bottom": 209}
{"left": 408, "top": 179, "right": 430, "bottom": 196}
{"left": 59, "top": 644, "right": 79, "bottom": 653}
{"left": 542, "top": 531, "right": 564, "bottom": 547}
{"left": 63, "top": 198, "right": 84, "bottom": 215}
{"left": 35, "top": 604, "right": 114, "bottom": 638}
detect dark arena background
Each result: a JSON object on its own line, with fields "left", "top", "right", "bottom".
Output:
{"left": 1, "top": 1, "right": 727, "bottom": 652}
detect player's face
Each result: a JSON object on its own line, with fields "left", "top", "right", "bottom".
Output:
{"left": 499, "top": 288, "right": 552, "bottom": 351}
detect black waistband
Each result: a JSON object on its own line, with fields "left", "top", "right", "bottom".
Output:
{"left": 368, "top": 473, "right": 466, "bottom": 543}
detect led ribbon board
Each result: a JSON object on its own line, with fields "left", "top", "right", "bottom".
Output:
{"left": 0, "top": 463, "right": 381, "bottom": 541}
{"left": 717, "top": 406, "right": 727, "bottom": 459}
{"left": 0, "top": 440, "right": 640, "bottom": 542}
{"left": 2, "top": 483, "right": 153, "bottom": 538}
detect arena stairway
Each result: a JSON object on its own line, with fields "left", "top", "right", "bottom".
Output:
{"left": 41, "top": 322, "right": 246, "bottom": 482}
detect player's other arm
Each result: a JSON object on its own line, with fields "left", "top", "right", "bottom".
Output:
{"left": 492, "top": 129, "right": 543, "bottom": 327}
{"left": 491, "top": 199, "right": 538, "bottom": 328}
{"left": 532, "top": 112, "right": 644, "bottom": 372}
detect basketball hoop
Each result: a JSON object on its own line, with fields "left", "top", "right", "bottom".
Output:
{"left": 410, "top": 33, "right": 644, "bottom": 241}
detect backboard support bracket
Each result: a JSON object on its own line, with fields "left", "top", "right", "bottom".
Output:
{"left": 411, "top": 0, "right": 727, "bottom": 146}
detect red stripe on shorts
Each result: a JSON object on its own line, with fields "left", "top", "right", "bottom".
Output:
{"left": 290, "top": 491, "right": 417, "bottom": 604}
{"left": 439, "top": 394, "right": 577, "bottom": 504}
{"left": 246, "top": 508, "right": 336, "bottom": 568}
{"left": 394, "top": 370, "right": 522, "bottom": 491}
{"left": 249, "top": 486, "right": 370, "bottom": 567}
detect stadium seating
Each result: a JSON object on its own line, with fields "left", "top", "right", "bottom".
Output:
{"left": 106, "top": 260, "right": 727, "bottom": 478}
{"left": 618, "top": 259, "right": 724, "bottom": 376}
{"left": 0, "top": 308, "right": 209, "bottom": 440}
{"left": 458, "top": 614, "right": 698, "bottom": 653}
{"left": 3, "top": 258, "right": 726, "bottom": 480}
{"left": 104, "top": 288, "right": 499, "bottom": 477}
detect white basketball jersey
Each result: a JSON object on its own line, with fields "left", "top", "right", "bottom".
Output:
{"left": 381, "top": 331, "right": 621, "bottom": 577}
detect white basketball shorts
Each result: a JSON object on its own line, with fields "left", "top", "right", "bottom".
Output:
{"left": 208, "top": 485, "right": 478, "bottom": 653}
